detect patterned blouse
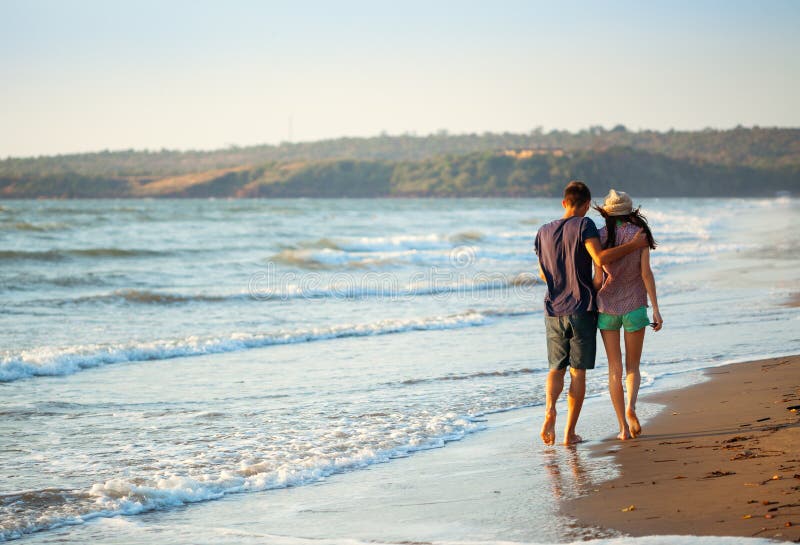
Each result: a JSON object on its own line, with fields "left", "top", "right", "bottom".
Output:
{"left": 597, "top": 222, "right": 648, "bottom": 315}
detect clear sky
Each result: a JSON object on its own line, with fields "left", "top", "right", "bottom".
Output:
{"left": 1, "top": 0, "right": 799, "bottom": 157}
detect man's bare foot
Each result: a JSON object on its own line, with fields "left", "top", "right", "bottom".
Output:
{"left": 540, "top": 409, "right": 556, "bottom": 446}
{"left": 617, "top": 429, "right": 632, "bottom": 441}
{"left": 563, "top": 433, "right": 584, "bottom": 446}
{"left": 627, "top": 408, "right": 641, "bottom": 437}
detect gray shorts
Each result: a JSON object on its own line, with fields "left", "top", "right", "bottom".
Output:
{"left": 545, "top": 311, "right": 597, "bottom": 370}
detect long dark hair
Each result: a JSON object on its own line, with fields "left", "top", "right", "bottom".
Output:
{"left": 593, "top": 205, "right": 657, "bottom": 250}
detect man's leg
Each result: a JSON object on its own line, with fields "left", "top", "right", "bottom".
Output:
{"left": 564, "top": 367, "right": 586, "bottom": 445}
{"left": 542, "top": 316, "right": 569, "bottom": 446}
{"left": 541, "top": 368, "right": 566, "bottom": 446}
{"left": 564, "top": 312, "right": 596, "bottom": 445}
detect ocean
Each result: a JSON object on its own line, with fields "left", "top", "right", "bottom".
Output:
{"left": 1, "top": 197, "right": 798, "bottom": 544}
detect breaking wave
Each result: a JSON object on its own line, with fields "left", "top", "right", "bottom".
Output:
{"left": 0, "top": 307, "right": 538, "bottom": 383}
{"left": 0, "top": 410, "right": 485, "bottom": 541}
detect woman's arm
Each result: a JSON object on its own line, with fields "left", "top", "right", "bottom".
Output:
{"left": 640, "top": 247, "right": 662, "bottom": 331}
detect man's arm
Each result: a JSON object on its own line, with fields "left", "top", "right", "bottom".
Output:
{"left": 592, "top": 262, "right": 603, "bottom": 290}
{"left": 584, "top": 231, "right": 648, "bottom": 268}
{"left": 534, "top": 232, "right": 547, "bottom": 281}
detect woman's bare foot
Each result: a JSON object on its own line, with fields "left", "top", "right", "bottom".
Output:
{"left": 626, "top": 408, "right": 641, "bottom": 437}
{"left": 617, "top": 429, "right": 632, "bottom": 441}
{"left": 541, "top": 409, "right": 557, "bottom": 446}
{"left": 563, "top": 433, "right": 584, "bottom": 446}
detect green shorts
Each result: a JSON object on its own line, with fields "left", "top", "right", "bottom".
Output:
{"left": 545, "top": 311, "right": 597, "bottom": 371}
{"left": 598, "top": 306, "right": 650, "bottom": 332}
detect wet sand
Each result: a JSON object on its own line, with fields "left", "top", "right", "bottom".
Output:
{"left": 568, "top": 355, "right": 800, "bottom": 542}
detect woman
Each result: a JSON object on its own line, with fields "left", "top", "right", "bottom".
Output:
{"left": 593, "top": 189, "right": 663, "bottom": 440}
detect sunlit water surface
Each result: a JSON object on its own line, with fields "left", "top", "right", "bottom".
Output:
{"left": 1, "top": 198, "right": 798, "bottom": 543}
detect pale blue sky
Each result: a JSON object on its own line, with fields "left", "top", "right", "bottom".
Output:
{"left": 1, "top": 0, "right": 798, "bottom": 157}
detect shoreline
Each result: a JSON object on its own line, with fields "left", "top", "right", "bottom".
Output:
{"left": 567, "top": 355, "right": 800, "bottom": 542}
{"left": 14, "top": 355, "right": 799, "bottom": 544}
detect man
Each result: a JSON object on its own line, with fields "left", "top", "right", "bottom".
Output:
{"left": 534, "top": 181, "right": 647, "bottom": 446}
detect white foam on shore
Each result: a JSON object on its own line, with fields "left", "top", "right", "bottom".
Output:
{"left": 0, "top": 413, "right": 485, "bottom": 541}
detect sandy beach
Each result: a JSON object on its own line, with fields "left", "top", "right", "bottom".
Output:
{"left": 568, "top": 355, "right": 800, "bottom": 542}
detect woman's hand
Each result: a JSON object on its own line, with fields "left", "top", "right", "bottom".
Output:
{"left": 651, "top": 309, "right": 663, "bottom": 331}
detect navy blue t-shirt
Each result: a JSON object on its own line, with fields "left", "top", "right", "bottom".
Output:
{"left": 534, "top": 216, "right": 600, "bottom": 317}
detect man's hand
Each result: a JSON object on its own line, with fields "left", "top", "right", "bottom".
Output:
{"left": 632, "top": 230, "right": 649, "bottom": 249}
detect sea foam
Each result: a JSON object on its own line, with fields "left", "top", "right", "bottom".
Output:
{"left": 0, "top": 412, "right": 484, "bottom": 541}
{"left": 0, "top": 308, "right": 536, "bottom": 383}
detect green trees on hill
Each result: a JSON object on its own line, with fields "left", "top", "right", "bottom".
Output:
{"left": 1, "top": 126, "right": 798, "bottom": 178}
{"left": 0, "top": 173, "right": 130, "bottom": 198}
{"left": 251, "top": 161, "right": 394, "bottom": 198}
{"left": 384, "top": 148, "right": 797, "bottom": 197}
{"left": 0, "top": 128, "right": 797, "bottom": 198}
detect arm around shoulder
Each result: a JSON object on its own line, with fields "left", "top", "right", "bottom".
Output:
{"left": 584, "top": 232, "right": 648, "bottom": 268}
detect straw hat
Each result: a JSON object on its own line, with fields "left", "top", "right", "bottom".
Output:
{"left": 603, "top": 189, "right": 633, "bottom": 216}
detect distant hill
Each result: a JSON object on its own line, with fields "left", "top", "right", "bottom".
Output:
{"left": 0, "top": 127, "right": 798, "bottom": 198}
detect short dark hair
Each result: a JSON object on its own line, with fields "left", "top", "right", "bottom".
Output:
{"left": 563, "top": 181, "right": 591, "bottom": 207}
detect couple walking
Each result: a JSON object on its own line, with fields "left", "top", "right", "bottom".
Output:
{"left": 534, "top": 181, "right": 663, "bottom": 446}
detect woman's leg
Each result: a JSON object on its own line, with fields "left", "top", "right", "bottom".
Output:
{"left": 623, "top": 328, "right": 646, "bottom": 437}
{"left": 601, "top": 329, "right": 630, "bottom": 440}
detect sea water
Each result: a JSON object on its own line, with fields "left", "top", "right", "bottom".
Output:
{"left": 1, "top": 198, "right": 798, "bottom": 543}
